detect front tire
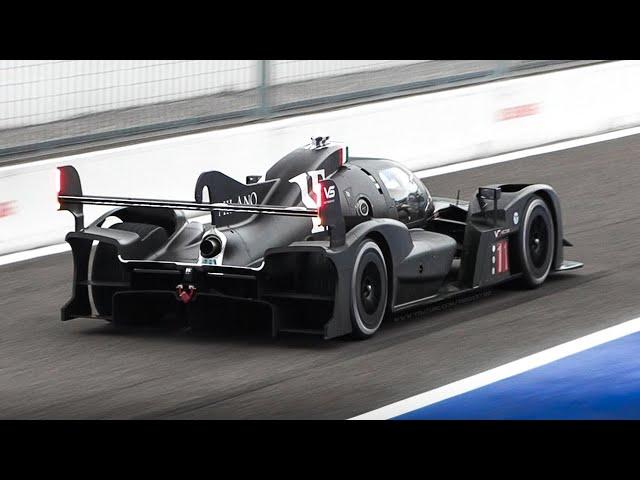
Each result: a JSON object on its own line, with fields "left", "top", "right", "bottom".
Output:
{"left": 350, "top": 240, "right": 388, "bottom": 339}
{"left": 517, "top": 196, "right": 555, "bottom": 288}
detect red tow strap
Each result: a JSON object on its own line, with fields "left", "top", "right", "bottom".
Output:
{"left": 176, "top": 284, "right": 196, "bottom": 304}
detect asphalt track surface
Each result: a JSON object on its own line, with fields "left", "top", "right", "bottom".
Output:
{"left": 2, "top": 134, "right": 639, "bottom": 419}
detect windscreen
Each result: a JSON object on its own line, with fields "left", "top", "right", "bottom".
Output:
{"left": 378, "top": 166, "right": 431, "bottom": 226}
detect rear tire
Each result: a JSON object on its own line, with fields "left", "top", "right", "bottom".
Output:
{"left": 517, "top": 196, "right": 555, "bottom": 288}
{"left": 350, "top": 240, "right": 388, "bottom": 339}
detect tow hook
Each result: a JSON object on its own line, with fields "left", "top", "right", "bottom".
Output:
{"left": 176, "top": 284, "right": 197, "bottom": 304}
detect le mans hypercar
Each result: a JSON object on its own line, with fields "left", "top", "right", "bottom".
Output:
{"left": 57, "top": 137, "right": 583, "bottom": 339}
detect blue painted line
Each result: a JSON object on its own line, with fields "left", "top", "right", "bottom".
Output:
{"left": 395, "top": 331, "right": 640, "bottom": 419}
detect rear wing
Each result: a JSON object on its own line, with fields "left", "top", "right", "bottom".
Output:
{"left": 57, "top": 165, "right": 346, "bottom": 247}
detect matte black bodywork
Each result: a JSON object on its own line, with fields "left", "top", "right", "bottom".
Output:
{"left": 58, "top": 142, "right": 582, "bottom": 339}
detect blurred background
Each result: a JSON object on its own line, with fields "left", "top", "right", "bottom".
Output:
{"left": 0, "top": 60, "right": 599, "bottom": 161}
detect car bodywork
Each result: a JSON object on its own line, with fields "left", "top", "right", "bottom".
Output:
{"left": 57, "top": 138, "right": 583, "bottom": 339}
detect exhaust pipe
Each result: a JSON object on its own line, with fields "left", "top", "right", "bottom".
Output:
{"left": 200, "top": 234, "right": 222, "bottom": 258}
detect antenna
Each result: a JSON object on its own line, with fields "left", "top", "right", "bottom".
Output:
{"left": 310, "top": 136, "right": 330, "bottom": 150}
{"left": 456, "top": 189, "right": 460, "bottom": 206}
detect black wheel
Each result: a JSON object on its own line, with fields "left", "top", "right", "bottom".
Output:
{"left": 517, "top": 196, "right": 555, "bottom": 288}
{"left": 350, "top": 240, "right": 388, "bottom": 339}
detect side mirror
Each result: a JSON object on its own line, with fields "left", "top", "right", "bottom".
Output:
{"left": 477, "top": 187, "right": 502, "bottom": 226}
{"left": 246, "top": 175, "right": 261, "bottom": 185}
{"left": 478, "top": 187, "right": 501, "bottom": 200}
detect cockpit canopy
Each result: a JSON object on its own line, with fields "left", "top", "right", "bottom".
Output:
{"left": 350, "top": 158, "right": 434, "bottom": 228}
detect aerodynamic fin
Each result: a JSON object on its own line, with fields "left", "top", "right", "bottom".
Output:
{"left": 195, "top": 170, "right": 278, "bottom": 227}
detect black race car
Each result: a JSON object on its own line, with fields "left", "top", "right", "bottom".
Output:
{"left": 57, "top": 137, "right": 583, "bottom": 339}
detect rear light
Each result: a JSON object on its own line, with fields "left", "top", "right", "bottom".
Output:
{"left": 318, "top": 180, "right": 338, "bottom": 226}
{"left": 313, "top": 180, "right": 322, "bottom": 210}
{"left": 55, "top": 168, "right": 61, "bottom": 208}
{"left": 317, "top": 183, "right": 326, "bottom": 225}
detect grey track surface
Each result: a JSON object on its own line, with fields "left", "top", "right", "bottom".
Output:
{"left": 1, "top": 133, "right": 639, "bottom": 419}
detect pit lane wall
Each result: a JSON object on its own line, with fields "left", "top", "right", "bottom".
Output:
{"left": 1, "top": 60, "right": 639, "bottom": 256}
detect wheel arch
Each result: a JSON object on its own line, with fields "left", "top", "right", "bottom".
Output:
{"left": 527, "top": 187, "right": 564, "bottom": 270}
{"left": 344, "top": 218, "right": 414, "bottom": 313}
{"left": 500, "top": 184, "right": 565, "bottom": 270}
{"left": 365, "top": 231, "right": 394, "bottom": 315}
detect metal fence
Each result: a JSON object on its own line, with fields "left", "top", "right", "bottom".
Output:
{"left": 0, "top": 60, "right": 600, "bottom": 159}
{"left": 0, "top": 60, "right": 258, "bottom": 128}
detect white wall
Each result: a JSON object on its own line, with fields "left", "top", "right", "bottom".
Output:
{"left": 1, "top": 60, "right": 639, "bottom": 256}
